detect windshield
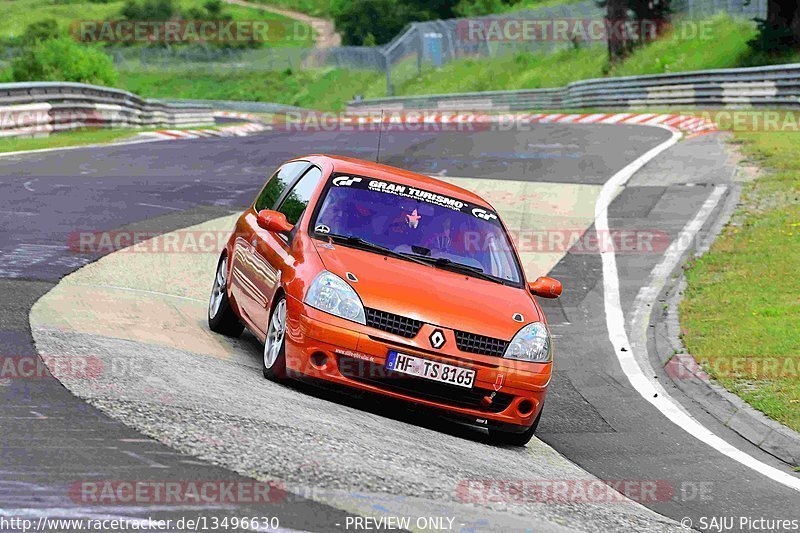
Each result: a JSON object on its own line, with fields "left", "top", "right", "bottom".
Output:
{"left": 310, "top": 174, "right": 522, "bottom": 285}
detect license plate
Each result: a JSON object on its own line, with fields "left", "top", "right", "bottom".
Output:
{"left": 385, "top": 351, "right": 475, "bottom": 389}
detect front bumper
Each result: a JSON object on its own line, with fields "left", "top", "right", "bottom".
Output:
{"left": 283, "top": 296, "right": 551, "bottom": 431}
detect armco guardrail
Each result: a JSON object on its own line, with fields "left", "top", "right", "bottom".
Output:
{"left": 0, "top": 82, "right": 213, "bottom": 138}
{"left": 347, "top": 63, "right": 800, "bottom": 112}
{"left": 161, "top": 99, "right": 311, "bottom": 115}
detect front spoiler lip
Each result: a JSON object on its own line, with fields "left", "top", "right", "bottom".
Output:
{"left": 288, "top": 368, "right": 533, "bottom": 434}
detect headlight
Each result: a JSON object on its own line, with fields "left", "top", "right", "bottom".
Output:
{"left": 304, "top": 271, "right": 366, "bottom": 325}
{"left": 504, "top": 322, "right": 552, "bottom": 363}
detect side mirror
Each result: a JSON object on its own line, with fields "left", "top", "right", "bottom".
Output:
{"left": 257, "top": 210, "right": 294, "bottom": 233}
{"left": 529, "top": 276, "right": 562, "bottom": 299}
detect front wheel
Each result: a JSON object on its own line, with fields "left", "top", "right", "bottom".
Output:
{"left": 487, "top": 405, "right": 543, "bottom": 447}
{"left": 262, "top": 296, "right": 287, "bottom": 381}
{"left": 208, "top": 255, "right": 244, "bottom": 337}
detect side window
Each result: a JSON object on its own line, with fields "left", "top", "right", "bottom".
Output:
{"left": 254, "top": 161, "right": 308, "bottom": 211}
{"left": 277, "top": 167, "right": 323, "bottom": 225}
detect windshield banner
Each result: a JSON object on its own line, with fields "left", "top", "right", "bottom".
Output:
{"left": 330, "top": 174, "right": 501, "bottom": 225}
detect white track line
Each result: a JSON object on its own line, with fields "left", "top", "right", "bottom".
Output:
{"left": 0, "top": 138, "right": 162, "bottom": 159}
{"left": 597, "top": 128, "right": 800, "bottom": 492}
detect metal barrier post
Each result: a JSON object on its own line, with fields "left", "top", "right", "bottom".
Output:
{"left": 384, "top": 49, "right": 393, "bottom": 96}
{"left": 416, "top": 24, "right": 423, "bottom": 76}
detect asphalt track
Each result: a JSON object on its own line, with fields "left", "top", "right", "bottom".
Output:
{"left": 2, "top": 124, "right": 799, "bottom": 531}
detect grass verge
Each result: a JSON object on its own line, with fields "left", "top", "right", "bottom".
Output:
{"left": 390, "top": 14, "right": 800, "bottom": 96}
{"left": 0, "top": 121, "right": 253, "bottom": 153}
{"left": 249, "top": 0, "right": 331, "bottom": 18}
{"left": 0, "top": 123, "right": 250, "bottom": 153}
{"left": 506, "top": 0, "right": 587, "bottom": 11}
{"left": 0, "top": 128, "right": 150, "bottom": 154}
{"left": 119, "top": 67, "right": 383, "bottom": 110}
{"left": 680, "top": 114, "right": 800, "bottom": 432}
{"left": 107, "top": 14, "right": 800, "bottom": 110}
{"left": 0, "top": 0, "right": 312, "bottom": 48}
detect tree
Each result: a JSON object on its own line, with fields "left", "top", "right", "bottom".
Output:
{"left": 766, "top": 0, "right": 800, "bottom": 39}
{"left": 120, "top": 0, "right": 176, "bottom": 21}
{"left": 627, "top": 0, "right": 671, "bottom": 20}
{"left": 749, "top": 0, "right": 800, "bottom": 53}
{"left": 12, "top": 38, "right": 118, "bottom": 86}
{"left": 454, "top": 0, "right": 520, "bottom": 17}
{"left": 20, "top": 19, "right": 60, "bottom": 46}
{"left": 605, "top": 0, "right": 629, "bottom": 63}
{"left": 600, "top": 0, "right": 671, "bottom": 63}
{"left": 331, "top": 0, "right": 415, "bottom": 45}
{"left": 331, "top": 0, "right": 464, "bottom": 46}
{"left": 405, "top": 0, "right": 460, "bottom": 19}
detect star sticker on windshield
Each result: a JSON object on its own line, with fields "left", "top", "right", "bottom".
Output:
{"left": 406, "top": 208, "right": 421, "bottom": 228}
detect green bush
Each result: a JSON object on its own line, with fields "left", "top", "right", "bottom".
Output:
{"left": 331, "top": 0, "right": 462, "bottom": 45}
{"left": 12, "top": 38, "right": 119, "bottom": 86}
{"left": 454, "top": 0, "right": 518, "bottom": 16}
{"left": 20, "top": 19, "right": 61, "bottom": 45}
{"left": 331, "top": 0, "right": 411, "bottom": 45}
{"left": 183, "top": 0, "right": 260, "bottom": 48}
{"left": 748, "top": 17, "right": 797, "bottom": 55}
{"left": 120, "top": 0, "right": 176, "bottom": 20}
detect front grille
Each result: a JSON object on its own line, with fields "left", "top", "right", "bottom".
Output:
{"left": 337, "top": 355, "right": 514, "bottom": 413}
{"left": 454, "top": 330, "right": 509, "bottom": 357}
{"left": 365, "top": 308, "right": 422, "bottom": 338}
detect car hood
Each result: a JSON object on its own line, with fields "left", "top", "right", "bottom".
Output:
{"left": 313, "top": 241, "right": 539, "bottom": 341}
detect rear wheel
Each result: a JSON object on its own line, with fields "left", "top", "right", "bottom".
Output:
{"left": 208, "top": 255, "right": 244, "bottom": 337}
{"left": 487, "top": 405, "right": 543, "bottom": 447}
{"left": 262, "top": 296, "right": 287, "bottom": 381}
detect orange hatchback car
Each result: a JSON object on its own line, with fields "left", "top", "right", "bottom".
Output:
{"left": 208, "top": 155, "right": 562, "bottom": 445}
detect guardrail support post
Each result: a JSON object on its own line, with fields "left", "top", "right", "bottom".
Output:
{"left": 416, "top": 24, "right": 423, "bottom": 76}
{"left": 384, "top": 50, "right": 393, "bottom": 97}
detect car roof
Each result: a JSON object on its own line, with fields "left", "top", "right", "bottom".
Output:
{"left": 297, "top": 154, "right": 494, "bottom": 209}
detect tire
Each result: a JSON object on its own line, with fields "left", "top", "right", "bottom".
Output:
{"left": 487, "top": 405, "right": 543, "bottom": 447}
{"left": 262, "top": 296, "right": 287, "bottom": 381}
{"left": 208, "top": 254, "right": 244, "bottom": 337}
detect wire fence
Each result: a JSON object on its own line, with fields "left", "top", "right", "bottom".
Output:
{"left": 1, "top": 1, "right": 768, "bottom": 96}
{"left": 107, "top": 44, "right": 386, "bottom": 73}
{"left": 107, "top": 1, "right": 604, "bottom": 81}
{"left": 382, "top": 1, "right": 605, "bottom": 95}
{"left": 378, "top": 0, "right": 768, "bottom": 94}
{"left": 673, "top": 0, "right": 766, "bottom": 18}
